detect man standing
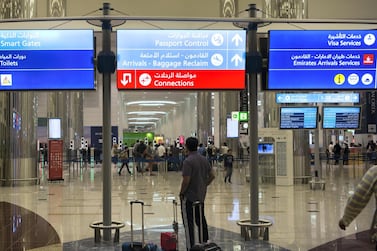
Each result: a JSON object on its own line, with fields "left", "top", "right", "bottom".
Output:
{"left": 333, "top": 141, "right": 341, "bottom": 165}
{"left": 157, "top": 143, "right": 166, "bottom": 158}
{"left": 179, "top": 137, "right": 215, "bottom": 250}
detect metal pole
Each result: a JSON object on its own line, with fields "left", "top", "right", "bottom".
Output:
{"left": 247, "top": 4, "right": 259, "bottom": 239}
{"left": 101, "top": 2, "right": 112, "bottom": 241}
{"left": 314, "top": 129, "right": 321, "bottom": 179}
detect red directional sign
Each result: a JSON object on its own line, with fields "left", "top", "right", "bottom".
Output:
{"left": 116, "top": 30, "right": 246, "bottom": 90}
{"left": 117, "top": 69, "right": 245, "bottom": 90}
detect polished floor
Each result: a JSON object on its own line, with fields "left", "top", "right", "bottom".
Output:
{"left": 0, "top": 159, "right": 376, "bottom": 251}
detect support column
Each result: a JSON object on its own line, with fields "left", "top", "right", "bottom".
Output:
{"left": 263, "top": 0, "right": 308, "bottom": 19}
{"left": 247, "top": 4, "right": 259, "bottom": 239}
{"left": 197, "top": 92, "right": 212, "bottom": 145}
{"left": 219, "top": 91, "right": 239, "bottom": 155}
{"left": 47, "top": 0, "right": 82, "bottom": 149}
{"left": 219, "top": 0, "right": 240, "bottom": 154}
{"left": 0, "top": 0, "right": 38, "bottom": 186}
{"left": 97, "top": 3, "right": 117, "bottom": 241}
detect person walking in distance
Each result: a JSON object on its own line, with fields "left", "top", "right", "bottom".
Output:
{"left": 111, "top": 144, "right": 119, "bottom": 168}
{"left": 223, "top": 148, "right": 234, "bottom": 183}
{"left": 333, "top": 141, "right": 341, "bottom": 165}
{"left": 179, "top": 137, "right": 215, "bottom": 250}
{"left": 118, "top": 144, "right": 131, "bottom": 175}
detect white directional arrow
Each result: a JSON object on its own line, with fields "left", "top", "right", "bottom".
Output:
{"left": 231, "top": 54, "right": 242, "bottom": 66}
{"left": 231, "top": 33, "right": 243, "bottom": 47}
{"left": 121, "top": 73, "right": 132, "bottom": 86}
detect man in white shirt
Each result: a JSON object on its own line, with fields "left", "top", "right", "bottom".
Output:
{"left": 157, "top": 143, "right": 166, "bottom": 158}
{"left": 157, "top": 143, "right": 166, "bottom": 172}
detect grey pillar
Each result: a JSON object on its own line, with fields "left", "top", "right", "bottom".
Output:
{"left": 219, "top": 0, "right": 240, "bottom": 154}
{"left": 70, "top": 92, "right": 84, "bottom": 145}
{"left": 262, "top": 91, "right": 279, "bottom": 128}
{"left": 0, "top": 0, "right": 38, "bottom": 186}
{"left": 47, "top": 92, "right": 83, "bottom": 149}
{"left": 262, "top": 0, "right": 310, "bottom": 182}
{"left": 197, "top": 92, "right": 212, "bottom": 145}
{"left": 247, "top": 4, "right": 260, "bottom": 238}
{"left": 99, "top": 3, "right": 115, "bottom": 241}
{"left": 293, "top": 130, "right": 310, "bottom": 179}
{"left": 47, "top": 0, "right": 81, "bottom": 149}
{"left": 0, "top": 93, "right": 38, "bottom": 186}
{"left": 262, "top": 0, "right": 308, "bottom": 19}
{"left": 219, "top": 91, "right": 239, "bottom": 156}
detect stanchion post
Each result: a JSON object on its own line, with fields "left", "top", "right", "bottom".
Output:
{"left": 247, "top": 4, "right": 259, "bottom": 239}
{"left": 97, "top": 2, "right": 116, "bottom": 241}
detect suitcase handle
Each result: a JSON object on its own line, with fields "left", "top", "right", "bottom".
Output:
{"left": 172, "top": 199, "right": 179, "bottom": 242}
{"left": 130, "top": 200, "right": 144, "bottom": 206}
{"left": 130, "top": 200, "right": 145, "bottom": 246}
{"left": 173, "top": 199, "right": 178, "bottom": 223}
{"left": 192, "top": 201, "right": 201, "bottom": 207}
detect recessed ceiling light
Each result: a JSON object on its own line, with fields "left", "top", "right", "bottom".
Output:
{"left": 126, "top": 101, "right": 176, "bottom": 105}
{"left": 127, "top": 111, "right": 167, "bottom": 115}
{"left": 128, "top": 117, "right": 160, "bottom": 121}
{"left": 128, "top": 122, "right": 156, "bottom": 125}
{"left": 138, "top": 104, "right": 165, "bottom": 106}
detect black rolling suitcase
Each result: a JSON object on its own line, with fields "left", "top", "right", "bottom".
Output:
{"left": 189, "top": 201, "right": 221, "bottom": 251}
{"left": 122, "top": 200, "right": 160, "bottom": 251}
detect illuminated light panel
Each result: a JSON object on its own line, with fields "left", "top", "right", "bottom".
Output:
{"left": 128, "top": 122, "right": 156, "bottom": 125}
{"left": 126, "top": 100, "right": 177, "bottom": 105}
{"left": 127, "top": 111, "right": 167, "bottom": 115}
{"left": 128, "top": 117, "right": 160, "bottom": 121}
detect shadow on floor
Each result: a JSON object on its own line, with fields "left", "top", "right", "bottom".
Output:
{"left": 63, "top": 224, "right": 288, "bottom": 251}
{"left": 308, "top": 230, "right": 376, "bottom": 251}
{"left": 0, "top": 201, "right": 60, "bottom": 251}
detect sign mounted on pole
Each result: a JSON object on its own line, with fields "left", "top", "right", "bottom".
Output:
{"left": 268, "top": 30, "right": 377, "bottom": 90}
{"left": 231, "top": 111, "right": 249, "bottom": 121}
{"left": 275, "top": 93, "right": 360, "bottom": 103}
{"left": 116, "top": 29, "right": 246, "bottom": 90}
{"left": 0, "top": 30, "right": 95, "bottom": 90}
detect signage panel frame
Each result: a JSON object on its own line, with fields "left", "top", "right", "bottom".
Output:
{"left": 275, "top": 93, "right": 360, "bottom": 104}
{"left": 116, "top": 29, "right": 246, "bottom": 90}
{"left": 322, "top": 106, "right": 361, "bottom": 129}
{"left": 0, "top": 29, "right": 96, "bottom": 91}
{"left": 268, "top": 30, "right": 377, "bottom": 90}
{"left": 48, "top": 118, "right": 62, "bottom": 139}
{"left": 279, "top": 106, "right": 318, "bottom": 130}
{"left": 258, "top": 143, "right": 274, "bottom": 154}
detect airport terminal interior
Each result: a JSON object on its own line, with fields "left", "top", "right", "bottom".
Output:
{"left": 1, "top": 0, "right": 377, "bottom": 251}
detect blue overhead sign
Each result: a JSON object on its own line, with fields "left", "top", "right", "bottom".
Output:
{"left": 116, "top": 29, "right": 246, "bottom": 90}
{"left": 268, "top": 30, "right": 377, "bottom": 90}
{"left": 0, "top": 30, "right": 95, "bottom": 90}
{"left": 276, "top": 93, "right": 360, "bottom": 103}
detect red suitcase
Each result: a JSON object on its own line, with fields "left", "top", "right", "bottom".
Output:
{"left": 160, "top": 232, "right": 177, "bottom": 251}
{"left": 160, "top": 200, "right": 178, "bottom": 251}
